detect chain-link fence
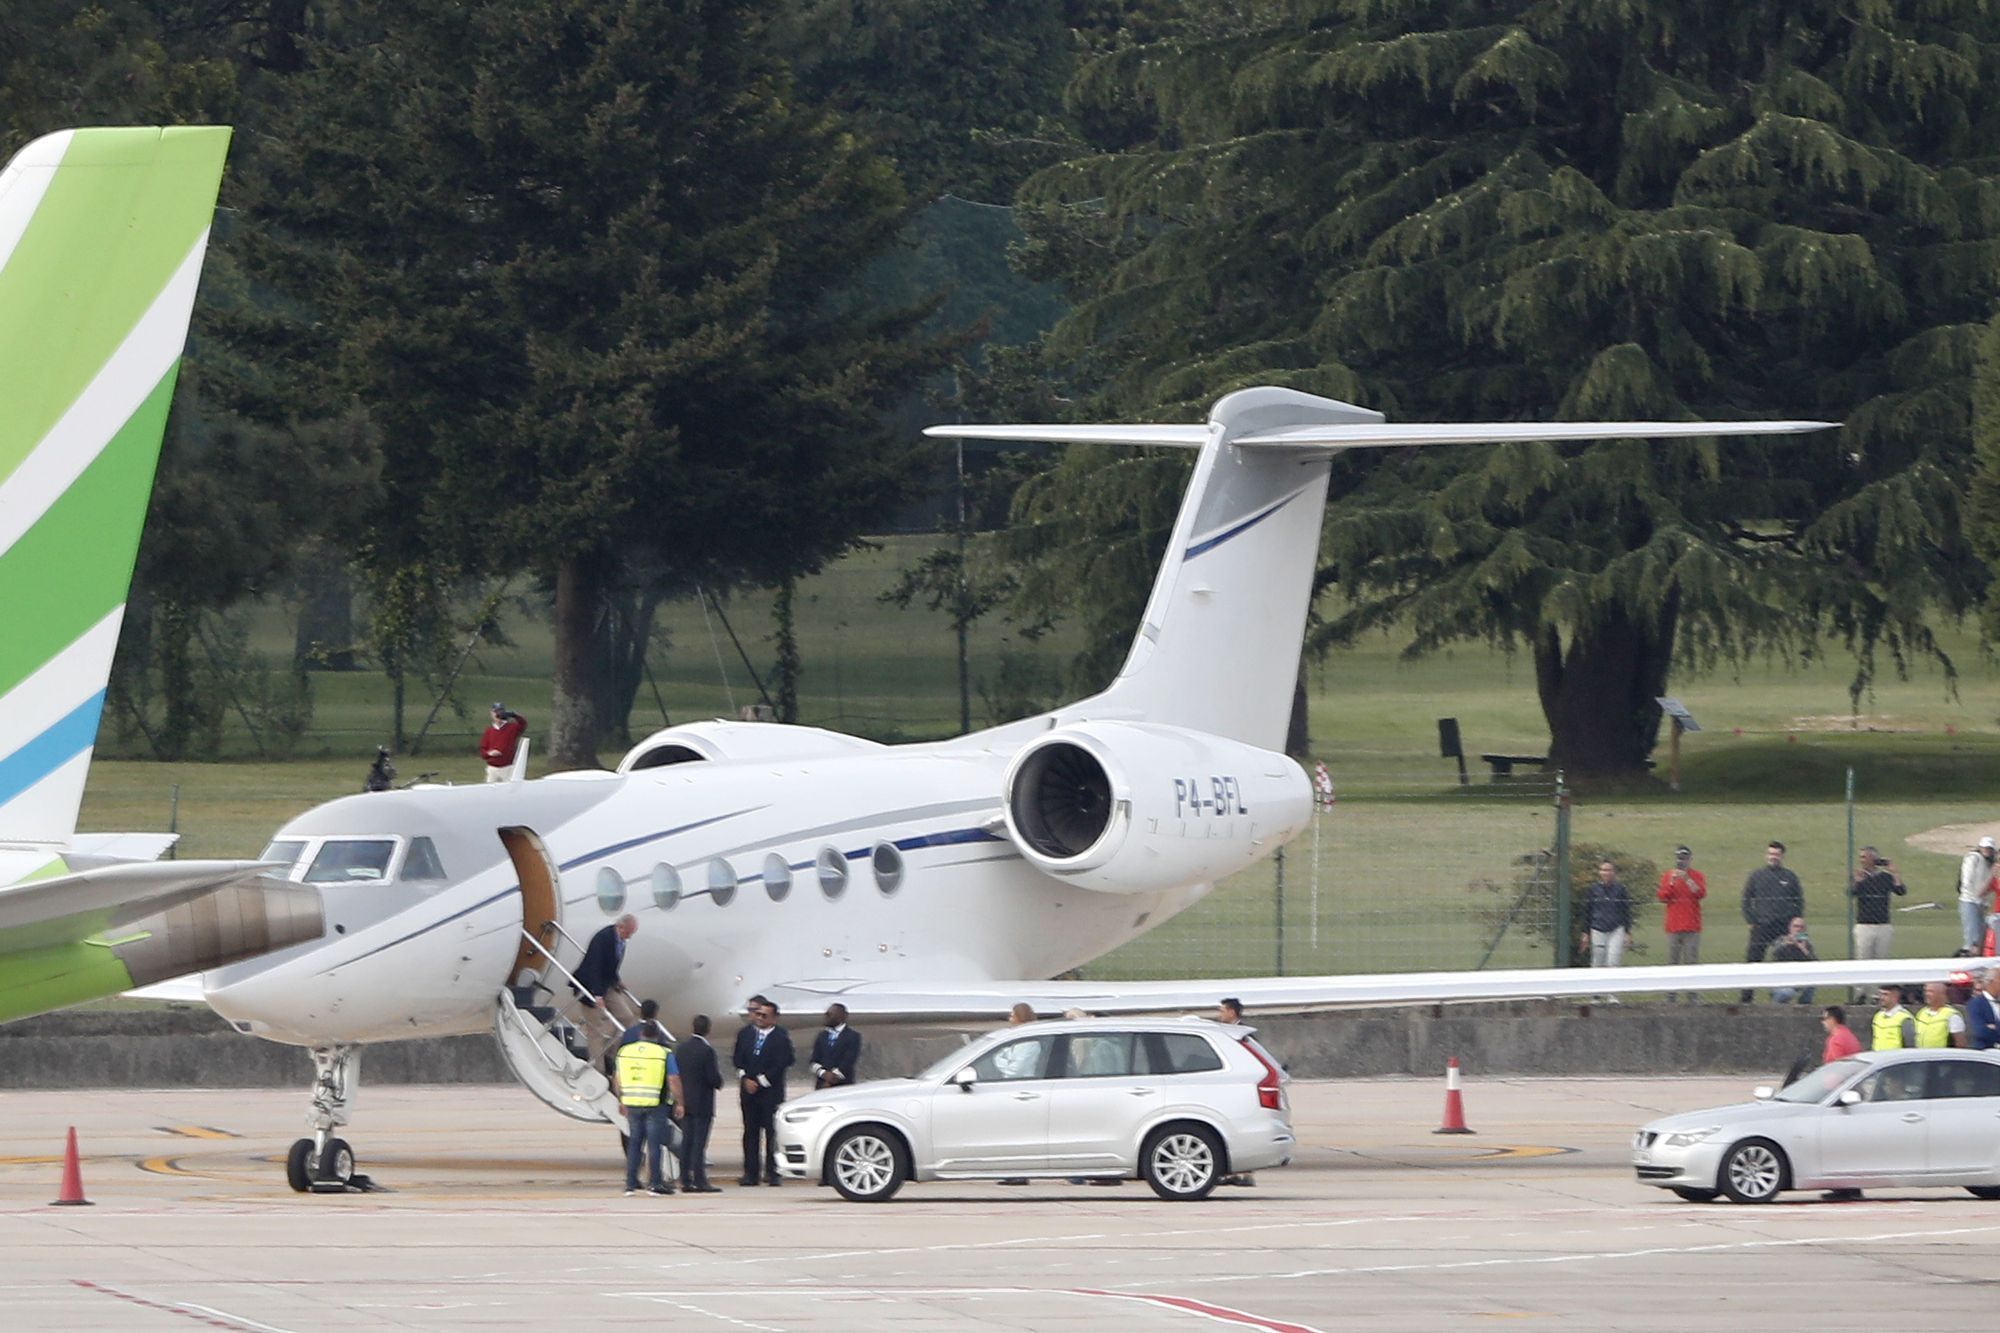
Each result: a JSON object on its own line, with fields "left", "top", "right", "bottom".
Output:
{"left": 1084, "top": 771, "right": 1571, "bottom": 979}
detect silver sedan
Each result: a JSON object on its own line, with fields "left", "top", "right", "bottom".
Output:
{"left": 1632, "top": 1048, "right": 2000, "bottom": 1204}
{"left": 774, "top": 1017, "right": 1295, "bottom": 1202}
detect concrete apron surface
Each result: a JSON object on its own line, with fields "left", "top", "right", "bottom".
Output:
{"left": 3, "top": 1076, "right": 1998, "bottom": 1331}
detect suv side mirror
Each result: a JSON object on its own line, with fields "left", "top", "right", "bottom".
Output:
{"left": 1837, "top": 1089, "right": 1862, "bottom": 1107}
{"left": 1752, "top": 1085, "right": 1774, "bottom": 1101}
{"left": 949, "top": 1066, "right": 977, "bottom": 1093}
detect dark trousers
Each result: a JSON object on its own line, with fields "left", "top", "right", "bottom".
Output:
{"left": 679, "top": 1114, "right": 713, "bottom": 1189}
{"left": 625, "top": 1105, "right": 670, "bottom": 1190}
{"left": 1740, "top": 919, "right": 1789, "bottom": 1002}
{"left": 740, "top": 1089, "right": 779, "bottom": 1182}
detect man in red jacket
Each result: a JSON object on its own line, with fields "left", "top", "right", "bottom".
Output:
{"left": 481, "top": 703, "right": 528, "bottom": 782}
{"left": 1657, "top": 845, "right": 1707, "bottom": 1003}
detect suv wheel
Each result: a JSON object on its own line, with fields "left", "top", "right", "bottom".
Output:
{"left": 1141, "top": 1124, "right": 1222, "bottom": 1201}
{"left": 827, "top": 1126, "right": 907, "bottom": 1203}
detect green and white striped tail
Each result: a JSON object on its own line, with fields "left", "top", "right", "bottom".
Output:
{"left": 0, "top": 126, "right": 231, "bottom": 852}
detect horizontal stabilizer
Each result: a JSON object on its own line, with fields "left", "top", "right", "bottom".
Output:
{"left": 0, "top": 859, "right": 281, "bottom": 954}
{"left": 925, "top": 418, "right": 1836, "bottom": 451}
{"left": 924, "top": 423, "right": 1212, "bottom": 448}
{"left": 1233, "top": 419, "right": 1837, "bottom": 448}
{"left": 64, "top": 832, "right": 180, "bottom": 862}
{"left": 767, "top": 956, "right": 1981, "bottom": 1023}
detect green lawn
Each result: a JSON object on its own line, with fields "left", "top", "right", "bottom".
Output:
{"left": 76, "top": 539, "right": 2000, "bottom": 980}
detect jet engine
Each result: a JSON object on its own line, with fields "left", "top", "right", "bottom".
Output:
{"left": 1001, "top": 721, "right": 1311, "bottom": 894}
{"left": 617, "top": 720, "right": 884, "bottom": 772}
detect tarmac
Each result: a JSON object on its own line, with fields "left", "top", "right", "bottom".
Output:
{"left": 4, "top": 1075, "right": 1998, "bottom": 1330}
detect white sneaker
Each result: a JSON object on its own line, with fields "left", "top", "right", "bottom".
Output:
{"left": 624, "top": 1188, "right": 637, "bottom": 1196}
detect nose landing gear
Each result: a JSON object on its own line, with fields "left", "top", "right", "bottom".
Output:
{"left": 285, "top": 1045, "right": 374, "bottom": 1193}
{"left": 285, "top": 1132, "right": 358, "bottom": 1192}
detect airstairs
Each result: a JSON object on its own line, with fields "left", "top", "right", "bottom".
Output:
{"left": 491, "top": 928, "right": 622, "bottom": 1125}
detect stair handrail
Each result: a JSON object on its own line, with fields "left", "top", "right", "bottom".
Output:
{"left": 519, "top": 928, "right": 603, "bottom": 1009}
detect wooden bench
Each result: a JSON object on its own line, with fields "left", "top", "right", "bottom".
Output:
{"left": 1479, "top": 752, "right": 1550, "bottom": 778}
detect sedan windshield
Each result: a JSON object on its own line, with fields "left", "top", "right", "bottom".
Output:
{"left": 1773, "top": 1057, "right": 1866, "bottom": 1104}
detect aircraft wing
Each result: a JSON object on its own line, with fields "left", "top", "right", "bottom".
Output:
{"left": 0, "top": 861, "right": 322, "bottom": 1024}
{"left": 765, "top": 957, "right": 1986, "bottom": 1023}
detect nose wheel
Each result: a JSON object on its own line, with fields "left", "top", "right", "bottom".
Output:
{"left": 286, "top": 1135, "right": 358, "bottom": 1192}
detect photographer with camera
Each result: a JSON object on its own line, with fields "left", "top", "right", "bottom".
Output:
{"left": 480, "top": 702, "right": 528, "bottom": 782}
{"left": 1850, "top": 845, "right": 1905, "bottom": 961}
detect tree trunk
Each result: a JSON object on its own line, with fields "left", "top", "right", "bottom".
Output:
{"left": 1533, "top": 592, "right": 1679, "bottom": 778}
{"left": 1285, "top": 670, "right": 1310, "bottom": 759}
{"left": 550, "top": 552, "right": 607, "bottom": 770}
{"left": 592, "top": 580, "right": 662, "bottom": 751}
{"left": 156, "top": 599, "right": 194, "bottom": 762}
{"left": 293, "top": 554, "right": 358, "bottom": 671}
{"left": 773, "top": 578, "right": 800, "bottom": 725}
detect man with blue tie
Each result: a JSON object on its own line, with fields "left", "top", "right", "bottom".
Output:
{"left": 732, "top": 996, "right": 794, "bottom": 1185}
{"left": 1969, "top": 969, "right": 2000, "bottom": 1051}
{"left": 811, "top": 1003, "right": 862, "bottom": 1090}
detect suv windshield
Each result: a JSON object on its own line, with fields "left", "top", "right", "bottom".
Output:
{"left": 1773, "top": 1057, "right": 1866, "bottom": 1104}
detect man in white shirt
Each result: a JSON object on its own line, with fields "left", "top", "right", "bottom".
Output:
{"left": 1959, "top": 836, "right": 1998, "bottom": 953}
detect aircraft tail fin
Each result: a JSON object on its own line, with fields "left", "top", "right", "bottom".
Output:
{"left": 0, "top": 127, "right": 232, "bottom": 848}
{"left": 931, "top": 389, "right": 1834, "bottom": 752}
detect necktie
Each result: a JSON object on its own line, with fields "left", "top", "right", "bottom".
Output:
{"left": 754, "top": 1030, "right": 767, "bottom": 1056}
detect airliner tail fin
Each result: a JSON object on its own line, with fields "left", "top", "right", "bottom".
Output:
{"left": 0, "top": 126, "right": 232, "bottom": 847}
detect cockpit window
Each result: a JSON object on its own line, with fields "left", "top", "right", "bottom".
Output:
{"left": 303, "top": 839, "right": 397, "bottom": 883}
{"left": 402, "top": 836, "right": 447, "bottom": 882}
{"left": 261, "top": 839, "right": 306, "bottom": 869}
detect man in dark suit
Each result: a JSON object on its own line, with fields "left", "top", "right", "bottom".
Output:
{"left": 573, "top": 915, "right": 639, "bottom": 1071}
{"left": 810, "top": 1003, "right": 861, "bottom": 1090}
{"left": 675, "top": 1013, "right": 725, "bottom": 1191}
{"left": 1970, "top": 969, "right": 2000, "bottom": 1051}
{"left": 731, "top": 995, "right": 794, "bottom": 1185}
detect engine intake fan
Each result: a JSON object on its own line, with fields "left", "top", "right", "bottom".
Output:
{"left": 1009, "top": 741, "right": 1115, "bottom": 860}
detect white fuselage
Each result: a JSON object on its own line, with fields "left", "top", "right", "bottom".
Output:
{"left": 202, "top": 740, "right": 1241, "bottom": 1046}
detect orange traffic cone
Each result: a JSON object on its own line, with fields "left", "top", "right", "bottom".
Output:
{"left": 1433, "top": 1058, "right": 1475, "bottom": 1135}
{"left": 51, "top": 1126, "right": 92, "bottom": 1206}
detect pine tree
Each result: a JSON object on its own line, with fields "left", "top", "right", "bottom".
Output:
{"left": 249, "top": 0, "right": 954, "bottom": 767}
{"left": 1007, "top": 0, "right": 1997, "bottom": 774}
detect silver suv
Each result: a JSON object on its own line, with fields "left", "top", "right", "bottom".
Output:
{"left": 774, "top": 1017, "right": 1294, "bottom": 1201}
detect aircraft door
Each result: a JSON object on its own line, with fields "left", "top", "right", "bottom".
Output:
{"left": 499, "top": 826, "right": 562, "bottom": 984}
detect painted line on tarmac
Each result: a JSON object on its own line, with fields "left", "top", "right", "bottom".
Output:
{"left": 1108, "top": 1222, "right": 2000, "bottom": 1289}
{"left": 71, "top": 1279, "right": 298, "bottom": 1332}
{"left": 139, "top": 1155, "right": 202, "bottom": 1177}
{"left": 613, "top": 1286, "right": 1323, "bottom": 1330}
{"left": 155, "top": 1126, "right": 239, "bottom": 1140}
{"left": 1069, "top": 1288, "right": 1326, "bottom": 1331}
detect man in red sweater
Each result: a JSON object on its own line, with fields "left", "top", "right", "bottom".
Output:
{"left": 1657, "top": 845, "right": 1707, "bottom": 1003}
{"left": 480, "top": 703, "right": 528, "bottom": 782}
{"left": 1821, "top": 1005, "right": 1862, "bottom": 1062}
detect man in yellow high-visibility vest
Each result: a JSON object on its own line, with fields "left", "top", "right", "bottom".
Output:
{"left": 1871, "top": 985, "right": 1916, "bottom": 1050}
{"left": 614, "top": 1018, "right": 684, "bottom": 1196}
{"left": 1914, "top": 981, "right": 1967, "bottom": 1049}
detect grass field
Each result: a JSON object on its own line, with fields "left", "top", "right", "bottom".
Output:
{"left": 73, "top": 530, "right": 2000, "bottom": 981}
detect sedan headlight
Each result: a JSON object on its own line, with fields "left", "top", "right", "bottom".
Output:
{"left": 781, "top": 1104, "right": 837, "bottom": 1126}
{"left": 1663, "top": 1126, "right": 1720, "bottom": 1147}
